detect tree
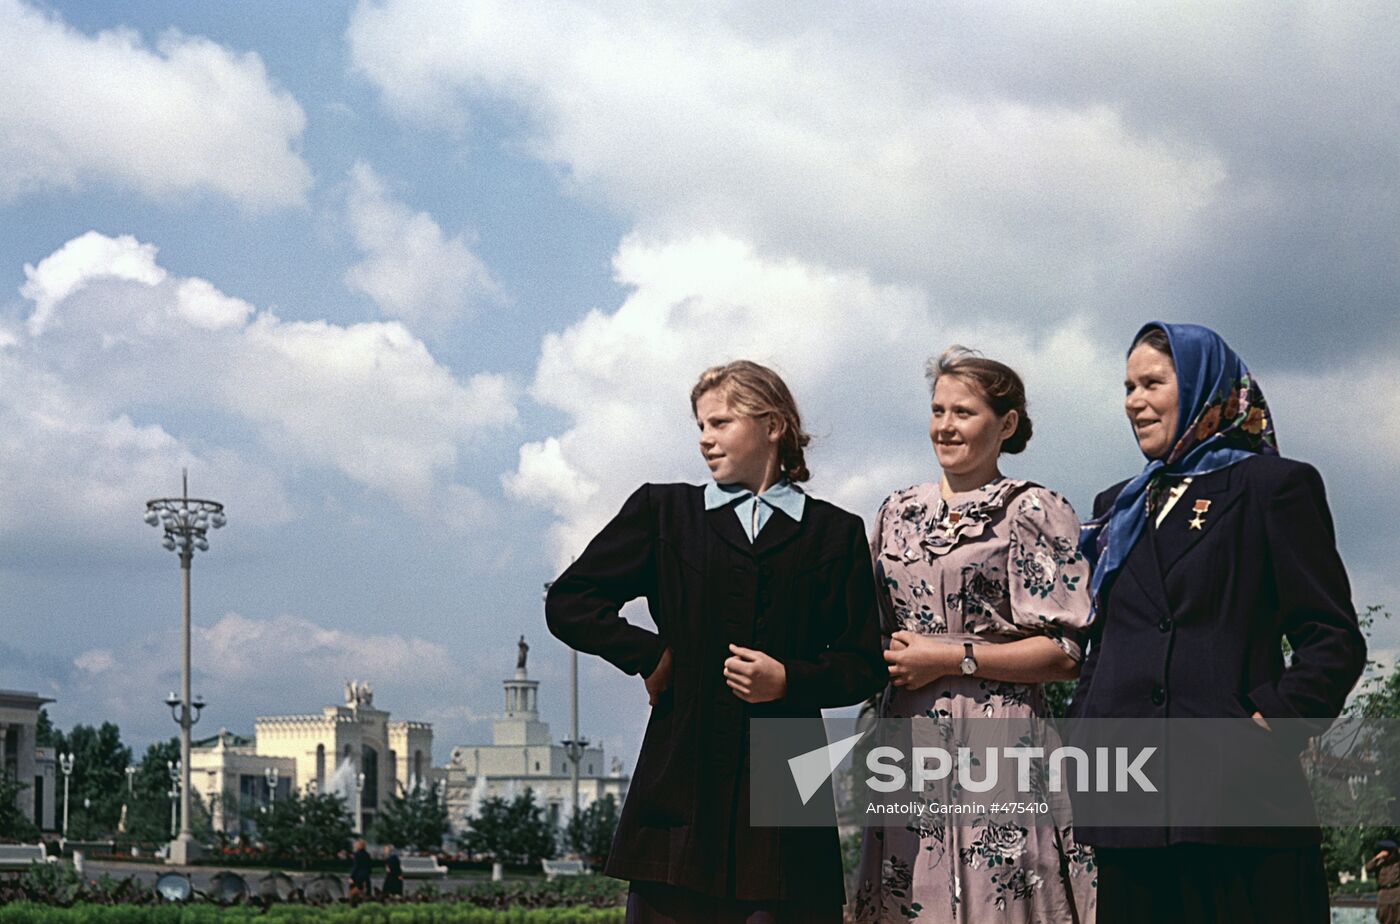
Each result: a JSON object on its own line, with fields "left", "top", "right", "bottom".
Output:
{"left": 257, "top": 790, "right": 354, "bottom": 867}
{"left": 372, "top": 782, "right": 449, "bottom": 852}
{"left": 1310, "top": 604, "right": 1396, "bottom": 886}
{"left": 49, "top": 721, "right": 131, "bottom": 837}
{"left": 121, "top": 738, "right": 211, "bottom": 844}
{"left": 563, "top": 794, "right": 619, "bottom": 869}
{"left": 459, "top": 788, "right": 557, "bottom": 866}
{"left": 0, "top": 772, "right": 41, "bottom": 841}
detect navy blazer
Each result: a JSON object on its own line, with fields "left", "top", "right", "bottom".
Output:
{"left": 545, "top": 483, "right": 884, "bottom": 902}
{"left": 1069, "top": 455, "right": 1365, "bottom": 847}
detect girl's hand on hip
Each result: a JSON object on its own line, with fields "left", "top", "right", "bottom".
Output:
{"left": 725, "top": 644, "right": 787, "bottom": 703}
{"left": 645, "top": 648, "right": 674, "bottom": 706}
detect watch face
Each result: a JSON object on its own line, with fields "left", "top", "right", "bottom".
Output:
{"left": 960, "top": 657, "right": 976, "bottom": 675}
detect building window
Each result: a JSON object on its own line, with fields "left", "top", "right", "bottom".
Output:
{"left": 362, "top": 746, "right": 379, "bottom": 809}
{"left": 316, "top": 744, "right": 326, "bottom": 789}
{"left": 534, "top": 761, "right": 540, "bottom": 771}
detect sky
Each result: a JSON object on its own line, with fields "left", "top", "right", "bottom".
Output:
{"left": 2, "top": 0, "right": 1397, "bottom": 773}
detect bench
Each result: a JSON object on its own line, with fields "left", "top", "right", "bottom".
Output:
{"left": 399, "top": 855, "right": 447, "bottom": 879}
{"left": 0, "top": 843, "right": 54, "bottom": 872}
{"left": 541, "top": 858, "right": 587, "bottom": 880}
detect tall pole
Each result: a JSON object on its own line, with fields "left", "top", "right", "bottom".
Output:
{"left": 571, "top": 649, "right": 580, "bottom": 818}
{"left": 179, "top": 546, "right": 193, "bottom": 850}
{"left": 147, "top": 470, "right": 224, "bottom": 865}
{"left": 546, "top": 578, "right": 585, "bottom": 825}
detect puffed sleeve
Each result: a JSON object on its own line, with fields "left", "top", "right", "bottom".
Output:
{"left": 1006, "top": 487, "right": 1092, "bottom": 663}
{"left": 545, "top": 484, "right": 667, "bottom": 678}
{"left": 1247, "top": 462, "right": 1365, "bottom": 728}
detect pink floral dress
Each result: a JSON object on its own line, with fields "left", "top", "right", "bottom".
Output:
{"left": 852, "top": 478, "right": 1097, "bottom": 924}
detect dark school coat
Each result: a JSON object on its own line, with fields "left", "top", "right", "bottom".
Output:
{"left": 545, "top": 482, "right": 884, "bottom": 903}
{"left": 1069, "top": 454, "right": 1366, "bottom": 847}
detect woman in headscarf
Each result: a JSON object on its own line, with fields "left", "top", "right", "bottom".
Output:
{"left": 1070, "top": 322, "right": 1366, "bottom": 922}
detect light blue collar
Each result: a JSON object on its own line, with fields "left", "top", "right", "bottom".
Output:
{"left": 704, "top": 479, "right": 806, "bottom": 541}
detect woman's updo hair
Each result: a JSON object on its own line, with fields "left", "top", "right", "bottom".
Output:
{"left": 691, "top": 360, "right": 812, "bottom": 482}
{"left": 925, "top": 346, "right": 1034, "bottom": 455}
{"left": 1131, "top": 325, "right": 1172, "bottom": 357}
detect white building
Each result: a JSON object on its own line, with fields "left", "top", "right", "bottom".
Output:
{"left": 0, "top": 689, "right": 57, "bottom": 833}
{"left": 190, "top": 682, "right": 434, "bottom": 837}
{"left": 443, "top": 642, "right": 629, "bottom": 834}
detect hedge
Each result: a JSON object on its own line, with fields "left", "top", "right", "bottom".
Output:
{"left": 0, "top": 905, "right": 625, "bottom": 924}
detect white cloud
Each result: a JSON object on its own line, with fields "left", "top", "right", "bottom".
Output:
{"left": 347, "top": 1, "right": 1223, "bottom": 320}
{"left": 0, "top": 354, "right": 291, "bottom": 548}
{"left": 0, "top": 0, "right": 310, "bottom": 208}
{"left": 511, "top": 234, "right": 1126, "bottom": 567}
{"left": 175, "top": 278, "right": 255, "bottom": 332}
{"left": 226, "top": 314, "right": 516, "bottom": 506}
{"left": 502, "top": 437, "right": 599, "bottom": 517}
{"left": 343, "top": 162, "right": 503, "bottom": 333}
{"left": 33, "top": 611, "right": 470, "bottom": 747}
{"left": 74, "top": 649, "right": 115, "bottom": 674}
{"left": 21, "top": 231, "right": 166, "bottom": 336}
{"left": 9, "top": 231, "right": 517, "bottom": 525}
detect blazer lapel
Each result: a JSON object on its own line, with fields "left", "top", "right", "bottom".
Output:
{"left": 1121, "top": 517, "right": 1173, "bottom": 621}
{"left": 751, "top": 507, "right": 803, "bottom": 558}
{"left": 707, "top": 501, "right": 756, "bottom": 557}
{"left": 1156, "top": 466, "right": 1239, "bottom": 576}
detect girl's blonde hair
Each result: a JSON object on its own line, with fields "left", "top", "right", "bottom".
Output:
{"left": 690, "top": 360, "right": 812, "bottom": 482}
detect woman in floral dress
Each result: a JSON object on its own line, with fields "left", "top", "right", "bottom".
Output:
{"left": 853, "top": 348, "right": 1096, "bottom": 924}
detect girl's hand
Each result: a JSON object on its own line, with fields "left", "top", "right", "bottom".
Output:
{"left": 884, "top": 630, "right": 960, "bottom": 690}
{"left": 725, "top": 644, "right": 787, "bottom": 703}
{"left": 1251, "top": 711, "right": 1271, "bottom": 731}
{"left": 645, "top": 648, "right": 674, "bottom": 706}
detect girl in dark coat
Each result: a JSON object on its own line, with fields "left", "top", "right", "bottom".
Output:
{"left": 546, "top": 360, "right": 885, "bottom": 923}
{"left": 1072, "top": 322, "right": 1366, "bottom": 923}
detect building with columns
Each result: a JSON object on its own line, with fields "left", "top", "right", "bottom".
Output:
{"left": 189, "top": 682, "right": 433, "bottom": 837}
{"left": 442, "top": 639, "right": 628, "bottom": 834}
{"left": 0, "top": 689, "right": 57, "bottom": 833}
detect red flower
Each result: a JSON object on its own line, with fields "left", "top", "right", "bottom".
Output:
{"left": 1195, "top": 405, "right": 1223, "bottom": 440}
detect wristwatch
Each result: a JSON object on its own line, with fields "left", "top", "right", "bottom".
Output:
{"left": 960, "top": 642, "right": 978, "bottom": 677}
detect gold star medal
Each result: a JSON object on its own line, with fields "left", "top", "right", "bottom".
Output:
{"left": 1188, "top": 498, "right": 1212, "bottom": 530}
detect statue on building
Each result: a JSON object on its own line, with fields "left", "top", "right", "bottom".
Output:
{"left": 345, "top": 680, "right": 375, "bottom": 707}
{"left": 517, "top": 635, "right": 529, "bottom": 671}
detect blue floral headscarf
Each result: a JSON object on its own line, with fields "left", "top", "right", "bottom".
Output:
{"left": 1081, "top": 322, "right": 1278, "bottom": 620}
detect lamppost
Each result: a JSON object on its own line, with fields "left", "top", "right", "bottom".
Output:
{"left": 146, "top": 470, "right": 225, "bottom": 864}
{"left": 168, "top": 760, "right": 182, "bottom": 839}
{"left": 58, "top": 752, "right": 74, "bottom": 839}
{"left": 125, "top": 766, "right": 136, "bottom": 795}
{"left": 545, "top": 580, "right": 587, "bottom": 822}
{"left": 265, "top": 767, "right": 280, "bottom": 808}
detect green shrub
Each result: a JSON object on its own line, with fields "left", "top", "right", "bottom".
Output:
{"left": 0, "top": 905, "right": 626, "bottom": 923}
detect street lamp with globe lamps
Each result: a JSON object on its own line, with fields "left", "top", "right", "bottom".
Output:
{"left": 265, "top": 767, "right": 280, "bottom": 809}
{"left": 145, "top": 470, "right": 224, "bottom": 864}
{"left": 58, "top": 752, "right": 74, "bottom": 839}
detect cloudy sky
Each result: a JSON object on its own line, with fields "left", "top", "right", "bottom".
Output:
{"left": 2, "top": 0, "right": 1397, "bottom": 769}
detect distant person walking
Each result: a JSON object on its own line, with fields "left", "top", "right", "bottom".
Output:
{"left": 349, "top": 838, "right": 373, "bottom": 898}
{"left": 382, "top": 844, "right": 405, "bottom": 897}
